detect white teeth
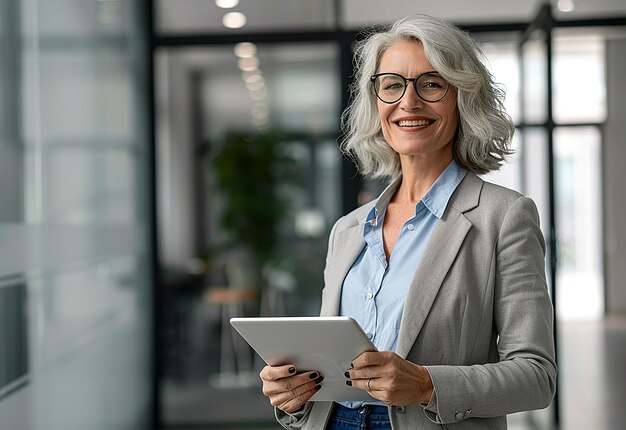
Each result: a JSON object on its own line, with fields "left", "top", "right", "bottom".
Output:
{"left": 398, "top": 119, "right": 431, "bottom": 127}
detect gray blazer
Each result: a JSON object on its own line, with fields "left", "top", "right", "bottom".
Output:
{"left": 277, "top": 172, "right": 557, "bottom": 429}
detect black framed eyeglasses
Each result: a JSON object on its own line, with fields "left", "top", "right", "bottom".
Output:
{"left": 370, "top": 71, "right": 450, "bottom": 104}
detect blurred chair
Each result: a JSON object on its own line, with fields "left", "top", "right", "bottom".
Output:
{"left": 205, "top": 286, "right": 260, "bottom": 388}
{"left": 204, "top": 253, "right": 262, "bottom": 388}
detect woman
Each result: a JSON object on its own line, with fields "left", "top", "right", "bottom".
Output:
{"left": 260, "top": 15, "right": 556, "bottom": 429}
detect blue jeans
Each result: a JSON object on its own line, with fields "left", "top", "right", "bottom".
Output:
{"left": 326, "top": 403, "right": 391, "bottom": 430}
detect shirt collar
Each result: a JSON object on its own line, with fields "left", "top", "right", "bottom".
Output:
{"left": 365, "top": 177, "right": 402, "bottom": 228}
{"left": 364, "top": 160, "right": 467, "bottom": 228}
{"left": 421, "top": 160, "right": 467, "bottom": 219}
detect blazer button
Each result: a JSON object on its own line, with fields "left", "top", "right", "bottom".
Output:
{"left": 455, "top": 411, "right": 464, "bottom": 421}
{"left": 395, "top": 406, "right": 406, "bottom": 413}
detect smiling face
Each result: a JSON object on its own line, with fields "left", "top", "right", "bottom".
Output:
{"left": 376, "top": 39, "right": 458, "bottom": 168}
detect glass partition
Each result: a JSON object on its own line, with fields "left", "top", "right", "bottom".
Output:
{"left": 0, "top": 0, "right": 153, "bottom": 429}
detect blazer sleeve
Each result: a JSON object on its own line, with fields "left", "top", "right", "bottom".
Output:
{"left": 423, "top": 196, "right": 557, "bottom": 424}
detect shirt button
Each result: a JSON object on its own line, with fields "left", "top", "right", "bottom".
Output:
{"left": 455, "top": 411, "right": 464, "bottom": 421}
{"left": 367, "top": 292, "right": 374, "bottom": 300}
{"left": 407, "top": 224, "right": 415, "bottom": 231}
{"left": 395, "top": 406, "right": 406, "bottom": 413}
{"left": 367, "top": 333, "right": 373, "bottom": 340}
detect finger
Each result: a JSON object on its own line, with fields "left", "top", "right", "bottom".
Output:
{"left": 260, "top": 364, "right": 297, "bottom": 381}
{"left": 344, "top": 368, "right": 378, "bottom": 381}
{"left": 352, "top": 351, "right": 392, "bottom": 369}
{"left": 271, "top": 376, "right": 323, "bottom": 408}
{"left": 347, "top": 376, "right": 378, "bottom": 392}
{"left": 278, "top": 384, "right": 322, "bottom": 413}
{"left": 264, "top": 371, "right": 322, "bottom": 396}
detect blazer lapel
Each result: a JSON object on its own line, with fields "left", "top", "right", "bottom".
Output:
{"left": 395, "top": 172, "right": 482, "bottom": 358}
{"left": 320, "top": 213, "right": 368, "bottom": 316}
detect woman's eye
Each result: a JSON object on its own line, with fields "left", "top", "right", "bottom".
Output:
{"left": 421, "top": 81, "right": 443, "bottom": 89}
{"left": 384, "top": 82, "right": 404, "bottom": 90}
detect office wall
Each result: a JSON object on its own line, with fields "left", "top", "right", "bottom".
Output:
{"left": 0, "top": 0, "right": 153, "bottom": 429}
{"left": 604, "top": 37, "right": 626, "bottom": 316}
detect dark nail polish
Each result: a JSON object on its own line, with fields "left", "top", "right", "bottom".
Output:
{"left": 350, "top": 363, "right": 354, "bottom": 368}
{"left": 309, "top": 372, "right": 319, "bottom": 379}
{"left": 314, "top": 376, "right": 324, "bottom": 384}
{"left": 288, "top": 367, "right": 296, "bottom": 374}
{"left": 345, "top": 380, "right": 352, "bottom": 386}
{"left": 344, "top": 371, "right": 350, "bottom": 378}
{"left": 315, "top": 385, "right": 322, "bottom": 391}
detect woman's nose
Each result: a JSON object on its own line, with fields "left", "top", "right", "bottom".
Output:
{"left": 399, "top": 85, "right": 424, "bottom": 110}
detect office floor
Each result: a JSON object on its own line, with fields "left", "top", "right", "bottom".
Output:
{"left": 161, "top": 317, "right": 626, "bottom": 430}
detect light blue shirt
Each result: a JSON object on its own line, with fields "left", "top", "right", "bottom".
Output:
{"left": 339, "top": 160, "right": 467, "bottom": 408}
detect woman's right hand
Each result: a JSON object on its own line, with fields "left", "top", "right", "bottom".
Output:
{"left": 259, "top": 364, "right": 324, "bottom": 413}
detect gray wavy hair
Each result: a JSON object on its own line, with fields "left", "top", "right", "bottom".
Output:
{"left": 340, "top": 15, "right": 515, "bottom": 178}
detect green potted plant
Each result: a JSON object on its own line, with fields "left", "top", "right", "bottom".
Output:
{"left": 208, "top": 130, "right": 301, "bottom": 290}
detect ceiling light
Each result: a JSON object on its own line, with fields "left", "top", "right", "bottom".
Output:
{"left": 557, "top": 0, "right": 575, "bottom": 12}
{"left": 242, "top": 71, "right": 264, "bottom": 84}
{"left": 234, "top": 42, "right": 257, "bottom": 58}
{"left": 237, "top": 57, "right": 259, "bottom": 72}
{"left": 215, "top": 0, "right": 239, "bottom": 9}
{"left": 246, "top": 81, "right": 266, "bottom": 92}
{"left": 249, "top": 88, "right": 268, "bottom": 100}
{"left": 223, "top": 12, "right": 247, "bottom": 29}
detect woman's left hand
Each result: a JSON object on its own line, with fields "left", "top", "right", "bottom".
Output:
{"left": 346, "top": 351, "right": 433, "bottom": 406}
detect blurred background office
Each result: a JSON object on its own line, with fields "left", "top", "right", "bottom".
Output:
{"left": 1, "top": 0, "right": 625, "bottom": 429}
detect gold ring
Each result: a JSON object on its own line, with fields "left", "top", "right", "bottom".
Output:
{"left": 367, "top": 378, "right": 372, "bottom": 391}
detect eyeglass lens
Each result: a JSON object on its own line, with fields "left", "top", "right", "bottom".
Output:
{"left": 373, "top": 73, "right": 448, "bottom": 103}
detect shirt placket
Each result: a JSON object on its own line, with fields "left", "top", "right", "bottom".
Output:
{"left": 362, "top": 219, "right": 387, "bottom": 345}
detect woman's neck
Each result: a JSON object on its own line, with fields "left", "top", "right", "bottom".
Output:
{"left": 394, "top": 154, "right": 453, "bottom": 205}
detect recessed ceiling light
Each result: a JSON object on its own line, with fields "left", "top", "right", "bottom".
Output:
{"left": 557, "top": 0, "right": 575, "bottom": 12}
{"left": 246, "top": 81, "right": 266, "bottom": 92}
{"left": 237, "top": 57, "right": 259, "bottom": 72}
{"left": 223, "top": 12, "right": 247, "bottom": 29}
{"left": 242, "top": 71, "right": 264, "bottom": 84}
{"left": 215, "top": 0, "right": 239, "bottom": 9}
{"left": 249, "top": 88, "right": 268, "bottom": 100}
{"left": 234, "top": 42, "right": 257, "bottom": 58}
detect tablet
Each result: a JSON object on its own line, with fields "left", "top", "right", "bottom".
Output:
{"left": 230, "top": 316, "right": 377, "bottom": 401}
